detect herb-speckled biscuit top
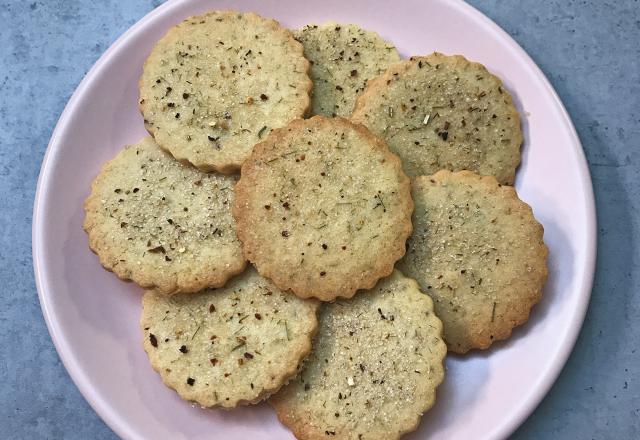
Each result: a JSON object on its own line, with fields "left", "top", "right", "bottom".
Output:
{"left": 294, "top": 23, "right": 400, "bottom": 117}
{"left": 397, "top": 170, "right": 548, "bottom": 353}
{"left": 139, "top": 11, "right": 311, "bottom": 173}
{"left": 141, "top": 267, "right": 319, "bottom": 408}
{"left": 351, "top": 53, "right": 522, "bottom": 184}
{"left": 233, "top": 116, "right": 413, "bottom": 301}
{"left": 83, "top": 136, "right": 246, "bottom": 294}
{"left": 271, "top": 270, "right": 446, "bottom": 440}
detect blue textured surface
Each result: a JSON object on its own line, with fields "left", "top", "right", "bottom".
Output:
{"left": 1, "top": 0, "right": 638, "bottom": 438}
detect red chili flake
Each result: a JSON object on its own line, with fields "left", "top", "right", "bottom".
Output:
{"left": 149, "top": 334, "right": 158, "bottom": 347}
{"left": 224, "top": 373, "right": 231, "bottom": 378}
{"left": 254, "top": 313, "right": 262, "bottom": 320}
{"left": 264, "top": 205, "right": 271, "bottom": 210}
{"left": 341, "top": 246, "right": 347, "bottom": 250}
{"left": 186, "top": 377, "right": 195, "bottom": 386}
{"left": 282, "top": 230, "right": 290, "bottom": 237}
{"left": 320, "top": 172, "right": 326, "bottom": 176}
{"left": 209, "top": 304, "right": 216, "bottom": 313}
{"left": 179, "top": 345, "right": 188, "bottom": 353}
{"left": 244, "top": 352, "right": 254, "bottom": 359}
{"left": 320, "top": 271, "right": 326, "bottom": 277}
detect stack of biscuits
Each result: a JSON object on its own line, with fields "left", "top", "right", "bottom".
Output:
{"left": 84, "top": 11, "right": 548, "bottom": 440}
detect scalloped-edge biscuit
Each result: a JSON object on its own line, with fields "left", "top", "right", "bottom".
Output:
{"left": 294, "top": 23, "right": 400, "bottom": 117}
{"left": 233, "top": 116, "right": 413, "bottom": 301}
{"left": 270, "top": 270, "right": 446, "bottom": 440}
{"left": 141, "top": 267, "right": 319, "bottom": 408}
{"left": 83, "top": 136, "right": 246, "bottom": 294}
{"left": 139, "top": 11, "right": 311, "bottom": 173}
{"left": 351, "top": 53, "right": 522, "bottom": 184}
{"left": 397, "top": 170, "right": 548, "bottom": 353}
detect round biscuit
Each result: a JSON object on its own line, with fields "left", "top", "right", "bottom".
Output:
{"left": 141, "top": 267, "right": 319, "bottom": 408}
{"left": 83, "top": 136, "right": 246, "bottom": 294}
{"left": 397, "top": 170, "right": 548, "bottom": 353}
{"left": 351, "top": 53, "right": 522, "bottom": 184}
{"left": 294, "top": 23, "right": 401, "bottom": 117}
{"left": 270, "top": 270, "right": 446, "bottom": 440}
{"left": 139, "top": 11, "right": 311, "bottom": 173}
{"left": 233, "top": 116, "right": 413, "bottom": 301}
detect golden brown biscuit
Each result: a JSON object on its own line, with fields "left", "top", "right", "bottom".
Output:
{"left": 233, "top": 116, "right": 413, "bottom": 301}
{"left": 139, "top": 11, "right": 311, "bottom": 173}
{"left": 294, "top": 23, "right": 400, "bottom": 117}
{"left": 271, "top": 270, "right": 446, "bottom": 440}
{"left": 351, "top": 53, "right": 522, "bottom": 184}
{"left": 83, "top": 137, "right": 245, "bottom": 294}
{"left": 141, "top": 267, "right": 319, "bottom": 408}
{"left": 397, "top": 170, "right": 548, "bottom": 353}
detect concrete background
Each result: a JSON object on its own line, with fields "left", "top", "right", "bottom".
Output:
{"left": 1, "top": 0, "right": 638, "bottom": 438}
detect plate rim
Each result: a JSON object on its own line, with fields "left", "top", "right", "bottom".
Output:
{"left": 32, "top": 1, "right": 597, "bottom": 439}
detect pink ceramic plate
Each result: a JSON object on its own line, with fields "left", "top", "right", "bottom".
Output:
{"left": 33, "top": 0, "right": 596, "bottom": 439}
